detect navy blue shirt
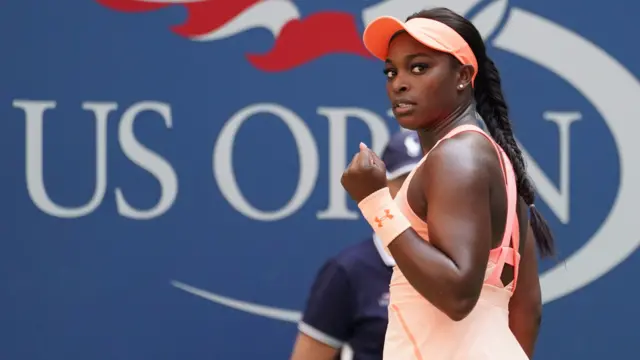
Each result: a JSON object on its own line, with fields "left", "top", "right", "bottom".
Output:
{"left": 299, "top": 236, "right": 394, "bottom": 360}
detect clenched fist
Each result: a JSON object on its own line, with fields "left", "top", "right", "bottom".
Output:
{"left": 341, "top": 142, "right": 388, "bottom": 203}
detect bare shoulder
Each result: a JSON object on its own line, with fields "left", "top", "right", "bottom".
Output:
{"left": 422, "top": 130, "right": 499, "bottom": 182}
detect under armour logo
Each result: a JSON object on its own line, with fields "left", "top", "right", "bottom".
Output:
{"left": 374, "top": 209, "right": 394, "bottom": 227}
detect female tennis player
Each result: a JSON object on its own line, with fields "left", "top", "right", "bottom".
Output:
{"left": 340, "top": 7, "right": 555, "bottom": 360}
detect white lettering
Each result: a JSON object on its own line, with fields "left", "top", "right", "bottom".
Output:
{"left": 213, "top": 103, "right": 319, "bottom": 221}
{"left": 115, "top": 101, "right": 178, "bottom": 220}
{"left": 15, "top": 100, "right": 577, "bottom": 224}
{"left": 316, "top": 107, "right": 390, "bottom": 220}
{"left": 518, "top": 111, "right": 582, "bottom": 223}
{"left": 14, "top": 100, "right": 112, "bottom": 218}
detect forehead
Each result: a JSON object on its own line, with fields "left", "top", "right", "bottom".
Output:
{"left": 386, "top": 32, "right": 445, "bottom": 63}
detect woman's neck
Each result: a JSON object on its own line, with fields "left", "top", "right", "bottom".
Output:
{"left": 418, "top": 101, "right": 477, "bottom": 154}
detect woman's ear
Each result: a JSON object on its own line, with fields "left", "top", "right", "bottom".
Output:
{"left": 456, "top": 64, "right": 474, "bottom": 90}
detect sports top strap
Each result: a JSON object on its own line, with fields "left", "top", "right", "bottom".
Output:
{"left": 436, "top": 125, "right": 521, "bottom": 291}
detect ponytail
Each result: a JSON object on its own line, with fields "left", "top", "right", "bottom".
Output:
{"left": 474, "top": 56, "right": 555, "bottom": 257}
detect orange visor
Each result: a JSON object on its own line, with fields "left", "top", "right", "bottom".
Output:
{"left": 363, "top": 16, "right": 478, "bottom": 85}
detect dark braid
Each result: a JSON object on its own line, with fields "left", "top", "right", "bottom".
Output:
{"left": 475, "top": 55, "right": 555, "bottom": 257}
{"left": 475, "top": 57, "right": 529, "bottom": 202}
{"left": 407, "top": 8, "right": 555, "bottom": 257}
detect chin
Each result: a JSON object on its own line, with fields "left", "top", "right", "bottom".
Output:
{"left": 395, "top": 114, "right": 425, "bottom": 130}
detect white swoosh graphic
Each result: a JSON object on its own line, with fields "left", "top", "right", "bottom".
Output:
{"left": 189, "top": 0, "right": 300, "bottom": 42}
{"left": 171, "top": 280, "right": 302, "bottom": 323}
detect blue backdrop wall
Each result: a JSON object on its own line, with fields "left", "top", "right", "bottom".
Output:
{"left": 2, "top": 0, "right": 639, "bottom": 359}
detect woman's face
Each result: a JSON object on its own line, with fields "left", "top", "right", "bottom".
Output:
{"left": 384, "top": 32, "right": 462, "bottom": 130}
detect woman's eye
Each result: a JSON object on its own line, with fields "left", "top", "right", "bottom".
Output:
{"left": 383, "top": 69, "right": 396, "bottom": 78}
{"left": 411, "top": 64, "right": 427, "bottom": 73}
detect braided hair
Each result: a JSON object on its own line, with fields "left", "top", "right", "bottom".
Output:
{"left": 406, "top": 8, "right": 555, "bottom": 257}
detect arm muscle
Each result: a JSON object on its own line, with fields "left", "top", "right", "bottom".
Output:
{"left": 387, "top": 133, "right": 495, "bottom": 320}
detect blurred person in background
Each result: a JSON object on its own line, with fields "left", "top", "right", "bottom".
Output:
{"left": 289, "top": 130, "right": 422, "bottom": 360}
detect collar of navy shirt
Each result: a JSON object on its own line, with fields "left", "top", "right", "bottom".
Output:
{"left": 373, "top": 234, "right": 396, "bottom": 267}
